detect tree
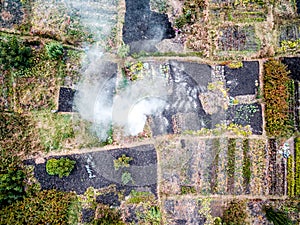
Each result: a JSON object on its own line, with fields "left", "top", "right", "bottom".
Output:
{"left": 45, "top": 42, "right": 64, "bottom": 60}
{"left": 0, "top": 36, "right": 32, "bottom": 70}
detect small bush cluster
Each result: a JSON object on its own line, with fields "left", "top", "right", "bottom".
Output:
{"left": 280, "top": 39, "right": 300, "bottom": 52}
{"left": 46, "top": 157, "right": 76, "bottom": 178}
{"left": 0, "top": 190, "right": 78, "bottom": 224}
{"left": 263, "top": 60, "right": 293, "bottom": 137}
{"left": 222, "top": 199, "right": 249, "bottom": 225}
{"left": 124, "top": 61, "right": 144, "bottom": 81}
{"left": 113, "top": 154, "right": 132, "bottom": 171}
{"left": 144, "top": 205, "right": 162, "bottom": 224}
{"left": 94, "top": 203, "right": 125, "bottom": 225}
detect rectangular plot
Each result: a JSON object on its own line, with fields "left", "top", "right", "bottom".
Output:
{"left": 234, "top": 138, "right": 244, "bottom": 195}
{"left": 209, "top": 138, "right": 220, "bottom": 194}
{"left": 192, "top": 139, "right": 211, "bottom": 194}
{"left": 226, "top": 138, "right": 236, "bottom": 194}
{"left": 216, "top": 138, "right": 228, "bottom": 194}
{"left": 218, "top": 25, "right": 259, "bottom": 51}
{"left": 242, "top": 139, "right": 251, "bottom": 194}
{"left": 249, "top": 139, "right": 268, "bottom": 196}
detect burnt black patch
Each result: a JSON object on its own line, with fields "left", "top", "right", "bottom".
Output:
{"left": 96, "top": 192, "right": 120, "bottom": 207}
{"left": 123, "top": 0, "right": 175, "bottom": 53}
{"left": 282, "top": 57, "right": 300, "bottom": 80}
{"left": 24, "top": 144, "right": 157, "bottom": 196}
{"left": 81, "top": 208, "right": 95, "bottom": 223}
{"left": 58, "top": 87, "right": 75, "bottom": 112}
{"left": 225, "top": 61, "right": 259, "bottom": 97}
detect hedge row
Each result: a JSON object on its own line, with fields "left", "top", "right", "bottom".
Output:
{"left": 287, "top": 156, "right": 295, "bottom": 197}
{"left": 0, "top": 190, "right": 78, "bottom": 225}
{"left": 263, "top": 60, "right": 293, "bottom": 137}
{"left": 295, "top": 137, "right": 300, "bottom": 196}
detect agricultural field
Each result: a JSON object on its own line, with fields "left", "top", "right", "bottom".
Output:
{"left": 1, "top": 0, "right": 300, "bottom": 224}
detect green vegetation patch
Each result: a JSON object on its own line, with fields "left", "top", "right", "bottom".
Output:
{"left": 33, "top": 112, "right": 74, "bottom": 151}
{"left": 0, "top": 112, "right": 41, "bottom": 154}
{"left": 126, "top": 190, "right": 155, "bottom": 204}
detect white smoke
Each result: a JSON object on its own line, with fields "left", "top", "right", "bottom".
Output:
{"left": 112, "top": 76, "right": 168, "bottom": 136}
{"left": 67, "top": 0, "right": 170, "bottom": 141}
{"left": 127, "top": 98, "right": 166, "bottom": 135}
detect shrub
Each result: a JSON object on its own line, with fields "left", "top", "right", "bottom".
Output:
{"left": 175, "top": 15, "right": 187, "bottom": 29}
{"left": 264, "top": 205, "right": 293, "bottom": 225}
{"left": 46, "top": 158, "right": 76, "bottom": 178}
{"left": 0, "top": 190, "right": 78, "bottom": 224}
{"left": 214, "top": 217, "right": 222, "bottom": 225}
{"left": 0, "top": 36, "right": 32, "bottom": 70}
{"left": 180, "top": 185, "right": 196, "bottom": 194}
{"left": 144, "top": 206, "right": 162, "bottom": 224}
{"left": 121, "top": 171, "right": 133, "bottom": 185}
{"left": 228, "top": 61, "right": 243, "bottom": 69}
{"left": 94, "top": 204, "right": 125, "bottom": 225}
{"left": 222, "top": 199, "right": 249, "bottom": 225}
{"left": 113, "top": 154, "right": 132, "bottom": 171}
{"left": 263, "top": 60, "right": 293, "bottom": 137}
{"left": 0, "top": 167, "right": 25, "bottom": 207}
{"left": 46, "top": 42, "right": 64, "bottom": 60}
